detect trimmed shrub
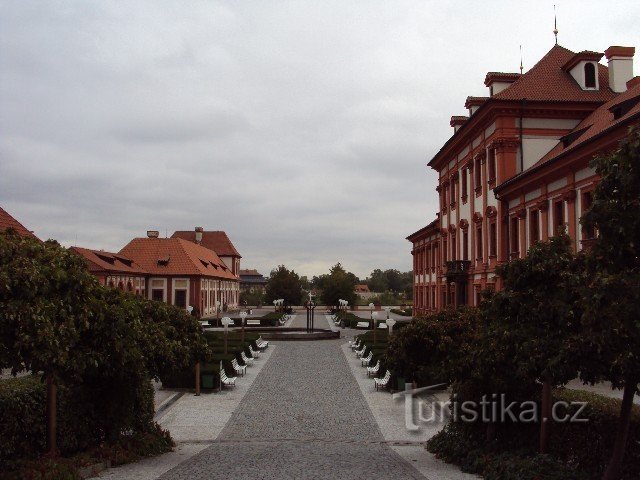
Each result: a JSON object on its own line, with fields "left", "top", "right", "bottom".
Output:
{"left": 427, "top": 388, "right": 640, "bottom": 480}
{"left": 0, "top": 376, "right": 98, "bottom": 462}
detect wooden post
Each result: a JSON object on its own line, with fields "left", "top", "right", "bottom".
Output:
{"left": 46, "top": 373, "right": 57, "bottom": 456}
{"left": 539, "top": 380, "right": 552, "bottom": 453}
{"left": 195, "top": 362, "right": 201, "bottom": 396}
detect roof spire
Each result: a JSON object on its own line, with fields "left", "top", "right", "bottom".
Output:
{"left": 519, "top": 45, "right": 523, "bottom": 74}
{"left": 553, "top": 4, "right": 558, "bottom": 45}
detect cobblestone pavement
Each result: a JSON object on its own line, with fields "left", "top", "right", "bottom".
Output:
{"left": 157, "top": 340, "right": 427, "bottom": 479}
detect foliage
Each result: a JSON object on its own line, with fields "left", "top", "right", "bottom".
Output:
{"left": 0, "top": 376, "right": 96, "bottom": 462}
{"left": 1, "top": 423, "right": 173, "bottom": 480}
{"left": 385, "top": 308, "right": 479, "bottom": 386}
{"left": 361, "top": 291, "right": 402, "bottom": 306}
{"left": 579, "top": 125, "right": 640, "bottom": 390}
{"left": 578, "top": 124, "right": 640, "bottom": 478}
{"left": 320, "top": 263, "right": 357, "bottom": 306}
{"left": 239, "top": 290, "right": 265, "bottom": 307}
{"left": 364, "top": 269, "right": 412, "bottom": 296}
{"left": 488, "top": 233, "right": 584, "bottom": 386}
{"left": 0, "top": 232, "right": 98, "bottom": 381}
{"left": 0, "top": 231, "right": 207, "bottom": 459}
{"left": 264, "top": 265, "right": 304, "bottom": 305}
{"left": 427, "top": 388, "right": 640, "bottom": 480}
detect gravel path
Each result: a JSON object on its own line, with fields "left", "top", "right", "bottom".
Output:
{"left": 157, "top": 340, "right": 426, "bottom": 479}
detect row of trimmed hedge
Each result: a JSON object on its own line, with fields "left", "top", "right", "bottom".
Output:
{"left": 0, "top": 375, "right": 164, "bottom": 466}
{"left": 161, "top": 332, "right": 263, "bottom": 389}
{"left": 427, "top": 388, "right": 640, "bottom": 480}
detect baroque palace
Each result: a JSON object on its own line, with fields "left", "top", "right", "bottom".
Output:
{"left": 408, "top": 43, "right": 639, "bottom": 315}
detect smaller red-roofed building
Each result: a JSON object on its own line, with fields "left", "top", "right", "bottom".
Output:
{"left": 0, "top": 206, "right": 38, "bottom": 239}
{"left": 120, "top": 233, "right": 240, "bottom": 315}
{"left": 70, "top": 247, "right": 148, "bottom": 296}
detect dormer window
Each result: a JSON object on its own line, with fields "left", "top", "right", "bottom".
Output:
{"left": 584, "top": 63, "right": 596, "bottom": 88}
{"left": 562, "top": 51, "right": 603, "bottom": 91}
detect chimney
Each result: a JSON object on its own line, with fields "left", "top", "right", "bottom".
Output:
{"left": 605, "top": 46, "right": 635, "bottom": 93}
{"left": 147, "top": 230, "right": 159, "bottom": 238}
{"left": 195, "top": 226, "right": 203, "bottom": 244}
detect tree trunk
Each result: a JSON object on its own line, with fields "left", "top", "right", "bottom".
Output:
{"left": 46, "top": 373, "right": 57, "bottom": 457}
{"left": 195, "top": 362, "right": 201, "bottom": 396}
{"left": 602, "top": 377, "right": 638, "bottom": 480}
{"left": 539, "top": 380, "right": 552, "bottom": 453}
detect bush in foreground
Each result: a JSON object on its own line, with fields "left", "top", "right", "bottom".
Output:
{"left": 427, "top": 389, "right": 640, "bottom": 480}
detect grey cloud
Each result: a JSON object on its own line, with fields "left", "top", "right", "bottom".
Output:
{"left": 1, "top": 0, "right": 639, "bottom": 278}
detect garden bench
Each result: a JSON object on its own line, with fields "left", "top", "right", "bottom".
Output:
{"left": 246, "top": 319, "right": 261, "bottom": 326}
{"left": 355, "top": 345, "right": 367, "bottom": 358}
{"left": 256, "top": 337, "right": 269, "bottom": 349}
{"left": 220, "top": 369, "right": 237, "bottom": 388}
{"left": 367, "top": 360, "right": 380, "bottom": 377}
{"left": 361, "top": 351, "right": 373, "bottom": 366}
{"left": 231, "top": 358, "right": 246, "bottom": 376}
{"left": 374, "top": 370, "right": 391, "bottom": 391}
{"left": 349, "top": 339, "right": 362, "bottom": 350}
{"left": 241, "top": 351, "right": 254, "bottom": 365}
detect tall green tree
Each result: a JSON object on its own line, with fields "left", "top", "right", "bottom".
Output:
{"left": 0, "top": 232, "right": 98, "bottom": 455}
{"left": 265, "top": 265, "right": 304, "bottom": 305}
{"left": 486, "top": 233, "right": 584, "bottom": 452}
{"left": 580, "top": 125, "right": 640, "bottom": 480}
{"left": 321, "top": 263, "right": 357, "bottom": 306}
{"left": 0, "top": 231, "right": 210, "bottom": 454}
{"left": 367, "top": 269, "right": 388, "bottom": 292}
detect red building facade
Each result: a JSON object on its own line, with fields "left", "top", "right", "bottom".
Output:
{"left": 409, "top": 44, "right": 639, "bottom": 316}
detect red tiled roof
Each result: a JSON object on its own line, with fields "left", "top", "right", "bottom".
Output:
{"left": 494, "top": 44, "right": 616, "bottom": 102}
{"left": 484, "top": 72, "right": 521, "bottom": 86}
{"left": 561, "top": 50, "right": 604, "bottom": 71}
{"left": 535, "top": 84, "right": 640, "bottom": 167}
{"left": 465, "top": 96, "right": 489, "bottom": 108}
{"left": 0, "top": 206, "right": 37, "bottom": 239}
{"left": 406, "top": 218, "right": 440, "bottom": 242}
{"left": 119, "top": 237, "right": 238, "bottom": 279}
{"left": 70, "top": 246, "right": 147, "bottom": 275}
{"left": 495, "top": 84, "right": 640, "bottom": 193}
{"left": 171, "top": 230, "right": 241, "bottom": 258}
{"left": 355, "top": 284, "right": 370, "bottom": 293}
{"left": 450, "top": 115, "right": 468, "bottom": 126}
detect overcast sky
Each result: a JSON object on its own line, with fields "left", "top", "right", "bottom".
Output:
{"left": 1, "top": 1, "right": 638, "bottom": 278}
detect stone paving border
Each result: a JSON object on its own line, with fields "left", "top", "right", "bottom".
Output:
{"left": 98, "top": 346, "right": 276, "bottom": 479}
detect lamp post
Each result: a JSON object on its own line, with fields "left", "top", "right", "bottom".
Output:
{"left": 240, "top": 310, "right": 247, "bottom": 344}
{"left": 221, "top": 317, "right": 232, "bottom": 354}
{"left": 216, "top": 300, "right": 221, "bottom": 327}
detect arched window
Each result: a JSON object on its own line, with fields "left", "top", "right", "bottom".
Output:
{"left": 584, "top": 63, "right": 596, "bottom": 88}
